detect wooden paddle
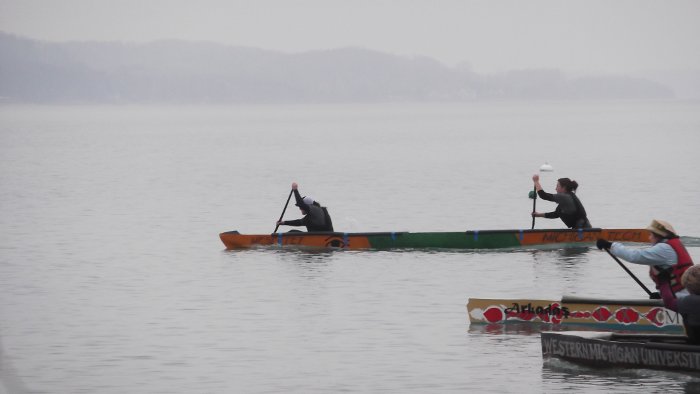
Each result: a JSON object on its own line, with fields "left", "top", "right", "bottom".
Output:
{"left": 603, "top": 248, "right": 655, "bottom": 297}
{"left": 273, "top": 189, "right": 294, "bottom": 234}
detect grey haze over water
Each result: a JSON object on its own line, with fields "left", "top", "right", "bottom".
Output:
{"left": 2, "top": 0, "right": 699, "bottom": 74}
{"left": 2, "top": 1, "right": 699, "bottom": 103}
{"left": 0, "top": 31, "right": 692, "bottom": 104}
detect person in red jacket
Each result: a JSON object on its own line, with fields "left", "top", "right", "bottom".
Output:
{"left": 597, "top": 219, "right": 694, "bottom": 298}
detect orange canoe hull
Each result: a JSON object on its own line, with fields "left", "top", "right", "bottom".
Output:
{"left": 219, "top": 228, "right": 651, "bottom": 250}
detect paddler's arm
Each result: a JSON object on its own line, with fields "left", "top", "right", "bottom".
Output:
{"left": 543, "top": 210, "right": 560, "bottom": 219}
{"left": 278, "top": 218, "right": 304, "bottom": 226}
{"left": 533, "top": 174, "right": 555, "bottom": 202}
{"left": 532, "top": 207, "right": 560, "bottom": 219}
{"left": 291, "top": 182, "right": 311, "bottom": 212}
{"left": 292, "top": 182, "right": 303, "bottom": 205}
{"left": 536, "top": 189, "right": 556, "bottom": 202}
{"left": 609, "top": 242, "right": 677, "bottom": 266}
{"left": 532, "top": 174, "right": 543, "bottom": 191}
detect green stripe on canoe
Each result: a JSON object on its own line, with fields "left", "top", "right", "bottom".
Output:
{"left": 365, "top": 232, "right": 523, "bottom": 249}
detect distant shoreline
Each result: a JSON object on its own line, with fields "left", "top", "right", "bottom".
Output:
{"left": 3, "top": 31, "right": 697, "bottom": 104}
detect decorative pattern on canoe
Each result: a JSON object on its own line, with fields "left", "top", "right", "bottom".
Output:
{"left": 467, "top": 298, "right": 683, "bottom": 332}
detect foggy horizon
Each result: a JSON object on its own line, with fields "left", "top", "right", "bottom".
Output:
{"left": 2, "top": 30, "right": 684, "bottom": 103}
{"left": 1, "top": 0, "right": 699, "bottom": 75}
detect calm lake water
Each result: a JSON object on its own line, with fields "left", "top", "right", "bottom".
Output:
{"left": 1, "top": 101, "right": 700, "bottom": 393}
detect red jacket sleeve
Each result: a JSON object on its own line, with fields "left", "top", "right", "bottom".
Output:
{"left": 659, "top": 281, "right": 679, "bottom": 311}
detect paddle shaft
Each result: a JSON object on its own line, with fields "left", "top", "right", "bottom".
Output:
{"left": 604, "top": 248, "right": 654, "bottom": 296}
{"left": 273, "top": 189, "right": 294, "bottom": 233}
{"left": 531, "top": 186, "right": 537, "bottom": 229}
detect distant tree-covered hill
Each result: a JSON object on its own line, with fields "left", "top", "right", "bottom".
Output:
{"left": 0, "top": 31, "right": 676, "bottom": 104}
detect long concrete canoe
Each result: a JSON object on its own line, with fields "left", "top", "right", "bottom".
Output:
{"left": 220, "top": 228, "right": 651, "bottom": 250}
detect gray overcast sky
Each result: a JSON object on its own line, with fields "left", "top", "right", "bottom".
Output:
{"left": 1, "top": 0, "right": 699, "bottom": 74}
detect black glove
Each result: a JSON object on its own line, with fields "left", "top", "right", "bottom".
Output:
{"left": 656, "top": 267, "right": 672, "bottom": 283}
{"left": 649, "top": 292, "right": 661, "bottom": 300}
{"left": 596, "top": 239, "right": 612, "bottom": 250}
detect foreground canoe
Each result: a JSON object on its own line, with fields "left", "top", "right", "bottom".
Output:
{"left": 467, "top": 296, "right": 683, "bottom": 333}
{"left": 219, "top": 228, "right": 651, "bottom": 250}
{"left": 542, "top": 331, "right": 700, "bottom": 372}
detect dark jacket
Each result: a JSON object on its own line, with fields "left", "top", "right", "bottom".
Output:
{"left": 660, "top": 282, "right": 700, "bottom": 344}
{"left": 537, "top": 190, "right": 591, "bottom": 228}
{"left": 283, "top": 190, "right": 334, "bottom": 232}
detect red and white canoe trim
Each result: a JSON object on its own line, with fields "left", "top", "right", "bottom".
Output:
{"left": 467, "top": 296, "right": 683, "bottom": 332}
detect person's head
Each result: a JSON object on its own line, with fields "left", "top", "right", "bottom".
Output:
{"left": 296, "top": 196, "right": 315, "bottom": 214}
{"left": 555, "top": 178, "right": 579, "bottom": 193}
{"left": 681, "top": 265, "right": 700, "bottom": 295}
{"left": 646, "top": 219, "right": 677, "bottom": 243}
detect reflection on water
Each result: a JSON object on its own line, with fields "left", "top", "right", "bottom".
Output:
{"left": 542, "top": 358, "right": 700, "bottom": 392}
{"left": 270, "top": 248, "right": 338, "bottom": 260}
{"left": 468, "top": 322, "right": 549, "bottom": 336}
{"left": 529, "top": 246, "right": 592, "bottom": 264}
{"left": 556, "top": 246, "right": 592, "bottom": 260}
{"left": 0, "top": 329, "right": 29, "bottom": 394}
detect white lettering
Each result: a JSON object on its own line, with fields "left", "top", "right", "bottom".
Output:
{"left": 545, "top": 336, "right": 700, "bottom": 371}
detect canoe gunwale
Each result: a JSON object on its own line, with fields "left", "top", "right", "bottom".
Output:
{"left": 561, "top": 295, "right": 665, "bottom": 307}
{"left": 225, "top": 227, "right": 623, "bottom": 238}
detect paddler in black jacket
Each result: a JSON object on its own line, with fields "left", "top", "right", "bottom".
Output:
{"left": 276, "top": 182, "right": 334, "bottom": 232}
{"left": 659, "top": 264, "right": 700, "bottom": 344}
{"left": 531, "top": 174, "right": 591, "bottom": 228}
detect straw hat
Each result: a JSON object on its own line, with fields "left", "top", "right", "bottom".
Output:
{"left": 682, "top": 265, "right": 700, "bottom": 295}
{"left": 646, "top": 219, "right": 677, "bottom": 238}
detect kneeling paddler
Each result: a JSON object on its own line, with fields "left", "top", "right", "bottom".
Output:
{"left": 276, "top": 182, "right": 333, "bottom": 232}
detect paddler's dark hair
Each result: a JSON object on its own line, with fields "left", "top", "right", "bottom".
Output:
{"left": 682, "top": 265, "right": 700, "bottom": 295}
{"left": 557, "top": 178, "right": 579, "bottom": 193}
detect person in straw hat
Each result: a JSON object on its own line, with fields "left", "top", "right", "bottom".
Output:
{"left": 659, "top": 264, "right": 700, "bottom": 344}
{"left": 597, "top": 219, "right": 695, "bottom": 298}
